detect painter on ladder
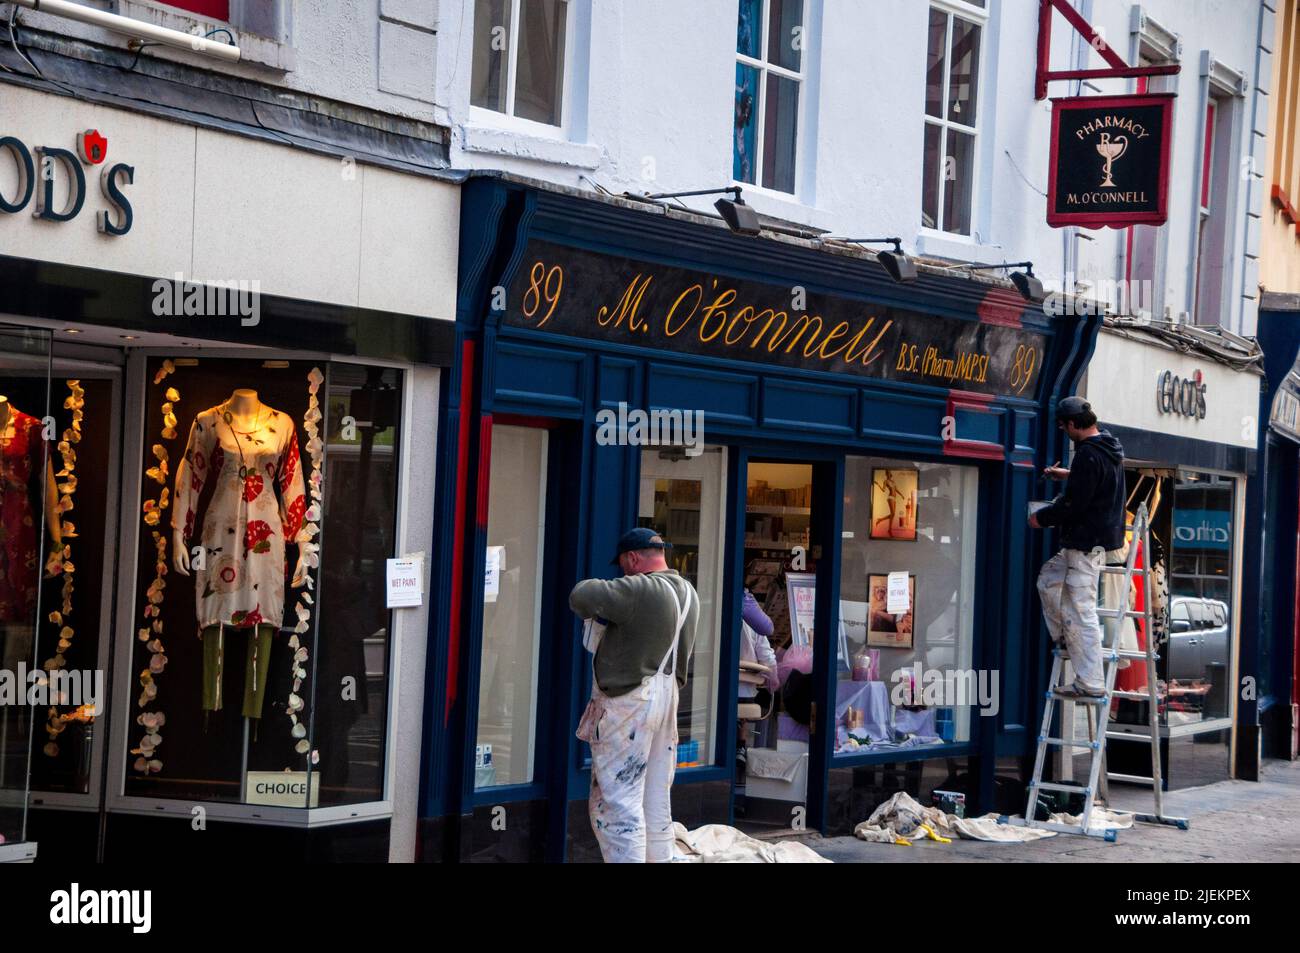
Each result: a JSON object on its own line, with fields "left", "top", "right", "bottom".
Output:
{"left": 1028, "top": 397, "right": 1126, "bottom": 699}
{"left": 569, "top": 527, "right": 700, "bottom": 863}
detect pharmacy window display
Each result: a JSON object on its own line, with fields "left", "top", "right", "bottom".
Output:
{"left": 836, "top": 456, "right": 979, "bottom": 756}
{"left": 119, "top": 357, "right": 403, "bottom": 810}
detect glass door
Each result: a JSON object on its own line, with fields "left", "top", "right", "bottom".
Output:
{"left": 637, "top": 446, "right": 727, "bottom": 767}
{"left": 0, "top": 324, "right": 52, "bottom": 860}
{"left": 474, "top": 424, "right": 549, "bottom": 790}
{"left": 736, "top": 460, "right": 818, "bottom": 824}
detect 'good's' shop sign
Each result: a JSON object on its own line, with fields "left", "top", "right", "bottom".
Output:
{"left": 1047, "top": 93, "right": 1174, "bottom": 228}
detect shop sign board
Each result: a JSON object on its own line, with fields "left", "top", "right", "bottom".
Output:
{"left": 1047, "top": 94, "right": 1174, "bottom": 228}
{"left": 0, "top": 128, "right": 135, "bottom": 235}
{"left": 506, "top": 240, "right": 1047, "bottom": 399}
{"left": 1157, "top": 369, "right": 1208, "bottom": 420}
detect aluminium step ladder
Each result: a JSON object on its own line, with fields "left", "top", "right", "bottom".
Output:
{"left": 1004, "top": 503, "right": 1189, "bottom": 840}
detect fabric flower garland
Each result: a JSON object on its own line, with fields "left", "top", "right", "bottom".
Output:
{"left": 42, "top": 380, "right": 85, "bottom": 757}
{"left": 286, "top": 367, "right": 324, "bottom": 761}
{"left": 132, "top": 360, "right": 176, "bottom": 775}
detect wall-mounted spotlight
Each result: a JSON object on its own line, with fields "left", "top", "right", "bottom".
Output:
{"left": 964, "top": 261, "right": 1045, "bottom": 302}
{"left": 637, "top": 186, "right": 762, "bottom": 236}
{"left": 820, "top": 237, "right": 917, "bottom": 284}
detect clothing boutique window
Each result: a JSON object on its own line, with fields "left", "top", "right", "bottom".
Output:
{"left": 0, "top": 327, "right": 52, "bottom": 848}
{"left": 734, "top": 0, "right": 806, "bottom": 194}
{"left": 836, "top": 456, "right": 979, "bottom": 755}
{"left": 471, "top": 0, "right": 570, "bottom": 127}
{"left": 637, "top": 447, "right": 727, "bottom": 767}
{"left": 921, "top": 2, "right": 985, "bottom": 235}
{"left": 121, "top": 357, "right": 402, "bottom": 809}
{"left": 475, "top": 425, "right": 548, "bottom": 789}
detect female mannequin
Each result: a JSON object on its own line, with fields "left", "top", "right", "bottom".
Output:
{"left": 0, "top": 394, "right": 63, "bottom": 626}
{"left": 172, "top": 389, "right": 308, "bottom": 719}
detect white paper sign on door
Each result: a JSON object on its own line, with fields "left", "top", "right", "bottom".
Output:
{"left": 886, "top": 571, "right": 911, "bottom": 615}
{"left": 484, "top": 546, "right": 504, "bottom": 603}
{"left": 386, "top": 557, "right": 424, "bottom": 608}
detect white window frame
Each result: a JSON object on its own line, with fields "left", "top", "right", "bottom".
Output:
{"left": 920, "top": 0, "right": 988, "bottom": 237}
{"left": 469, "top": 0, "right": 575, "bottom": 136}
{"left": 732, "top": 0, "right": 809, "bottom": 198}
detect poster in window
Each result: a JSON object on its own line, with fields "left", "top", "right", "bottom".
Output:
{"left": 785, "top": 572, "right": 817, "bottom": 647}
{"left": 868, "top": 573, "right": 915, "bottom": 649}
{"left": 870, "top": 468, "right": 919, "bottom": 541}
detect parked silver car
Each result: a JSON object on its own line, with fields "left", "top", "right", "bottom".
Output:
{"left": 1167, "top": 596, "right": 1229, "bottom": 682}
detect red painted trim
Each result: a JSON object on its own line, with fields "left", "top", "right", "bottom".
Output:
{"left": 943, "top": 390, "right": 1005, "bottom": 460}
{"left": 1273, "top": 183, "right": 1299, "bottom": 225}
{"left": 445, "top": 339, "right": 476, "bottom": 723}
{"left": 1035, "top": 0, "right": 1179, "bottom": 99}
{"left": 163, "top": 0, "right": 229, "bottom": 19}
{"left": 493, "top": 413, "right": 562, "bottom": 429}
{"left": 1040, "top": 65, "right": 1181, "bottom": 84}
{"left": 1049, "top": 0, "right": 1128, "bottom": 70}
{"left": 476, "top": 416, "right": 494, "bottom": 532}
{"left": 1200, "top": 101, "right": 1216, "bottom": 211}
{"left": 976, "top": 287, "right": 1025, "bottom": 328}
{"left": 1035, "top": 0, "right": 1053, "bottom": 101}
{"left": 1046, "top": 93, "right": 1176, "bottom": 229}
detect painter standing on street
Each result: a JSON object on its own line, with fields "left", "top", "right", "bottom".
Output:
{"left": 570, "top": 528, "right": 700, "bottom": 863}
{"left": 1028, "top": 397, "right": 1126, "bottom": 699}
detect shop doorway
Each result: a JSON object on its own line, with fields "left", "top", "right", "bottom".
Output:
{"left": 735, "top": 459, "right": 820, "bottom": 829}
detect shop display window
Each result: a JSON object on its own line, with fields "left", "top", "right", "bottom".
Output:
{"left": 836, "top": 455, "right": 979, "bottom": 756}
{"left": 115, "top": 357, "right": 403, "bottom": 810}
{"left": 1110, "top": 468, "right": 1236, "bottom": 731}
{"left": 29, "top": 372, "right": 117, "bottom": 798}
{"left": 0, "top": 326, "right": 53, "bottom": 850}
{"left": 1167, "top": 471, "right": 1234, "bottom": 724}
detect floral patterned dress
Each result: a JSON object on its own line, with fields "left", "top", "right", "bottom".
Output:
{"left": 173, "top": 403, "right": 307, "bottom": 631}
{"left": 0, "top": 410, "right": 44, "bottom": 623}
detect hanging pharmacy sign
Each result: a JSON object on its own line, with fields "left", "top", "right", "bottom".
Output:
{"left": 1046, "top": 94, "right": 1174, "bottom": 229}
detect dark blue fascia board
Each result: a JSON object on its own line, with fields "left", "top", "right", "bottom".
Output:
{"left": 460, "top": 177, "right": 1059, "bottom": 334}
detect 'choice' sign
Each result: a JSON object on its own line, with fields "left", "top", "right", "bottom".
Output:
{"left": 0, "top": 128, "right": 134, "bottom": 236}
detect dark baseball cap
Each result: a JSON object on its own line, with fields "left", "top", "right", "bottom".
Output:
{"left": 1056, "top": 396, "right": 1092, "bottom": 421}
{"left": 611, "top": 527, "right": 672, "bottom": 565}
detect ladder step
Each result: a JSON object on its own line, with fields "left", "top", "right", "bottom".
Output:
{"left": 1116, "top": 650, "right": 1157, "bottom": 660}
{"left": 1098, "top": 566, "right": 1133, "bottom": 574}
{"left": 1042, "top": 736, "right": 1100, "bottom": 749}
{"left": 1097, "top": 608, "right": 1146, "bottom": 619}
{"left": 1048, "top": 689, "right": 1109, "bottom": 704}
{"left": 1111, "top": 690, "right": 1153, "bottom": 701}
{"left": 1108, "top": 772, "right": 1158, "bottom": 785}
{"left": 1105, "top": 731, "right": 1154, "bottom": 742}
{"left": 1035, "top": 781, "right": 1091, "bottom": 793}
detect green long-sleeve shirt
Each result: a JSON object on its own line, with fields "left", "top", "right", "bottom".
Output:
{"left": 569, "top": 569, "right": 700, "bottom": 698}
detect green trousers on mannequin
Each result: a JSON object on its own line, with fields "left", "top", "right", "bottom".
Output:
{"left": 201, "top": 623, "right": 275, "bottom": 719}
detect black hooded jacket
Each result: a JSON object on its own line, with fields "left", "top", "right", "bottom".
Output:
{"left": 1037, "top": 431, "right": 1126, "bottom": 552}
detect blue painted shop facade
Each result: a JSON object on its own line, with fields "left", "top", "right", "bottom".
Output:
{"left": 416, "top": 175, "right": 1103, "bottom": 862}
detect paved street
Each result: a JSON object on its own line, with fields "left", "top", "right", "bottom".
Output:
{"left": 805, "top": 759, "right": 1300, "bottom": 863}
